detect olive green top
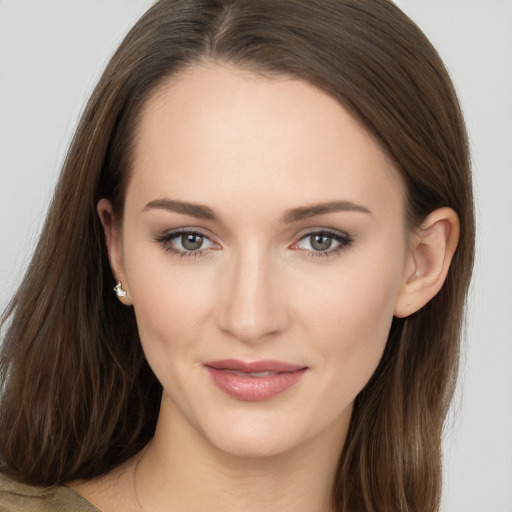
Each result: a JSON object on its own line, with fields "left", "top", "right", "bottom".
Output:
{"left": 0, "top": 473, "right": 100, "bottom": 512}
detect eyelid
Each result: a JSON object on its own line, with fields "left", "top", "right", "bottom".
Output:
{"left": 291, "top": 226, "right": 352, "bottom": 243}
{"left": 154, "top": 226, "right": 353, "bottom": 260}
{"left": 154, "top": 227, "right": 221, "bottom": 257}
{"left": 289, "top": 227, "right": 353, "bottom": 256}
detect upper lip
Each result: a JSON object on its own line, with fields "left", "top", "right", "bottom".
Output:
{"left": 204, "top": 359, "right": 307, "bottom": 373}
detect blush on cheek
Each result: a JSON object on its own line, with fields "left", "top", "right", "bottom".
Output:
{"left": 311, "top": 273, "right": 397, "bottom": 382}
{"left": 128, "top": 264, "right": 215, "bottom": 361}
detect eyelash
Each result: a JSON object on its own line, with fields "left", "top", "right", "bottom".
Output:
{"left": 291, "top": 229, "right": 353, "bottom": 257}
{"left": 154, "top": 228, "right": 353, "bottom": 260}
{"left": 154, "top": 228, "right": 217, "bottom": 259}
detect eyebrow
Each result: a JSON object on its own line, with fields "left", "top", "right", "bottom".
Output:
{"left": 143, "top": 198, "right": 371, "bottom": 223}
{"left": 281, "top": 200, "right": 372, "bottom": 223}
{"left": 143, "top": 199, "right": 219, "bottom": 220}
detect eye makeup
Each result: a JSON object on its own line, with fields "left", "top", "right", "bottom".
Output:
{"left": 154, "top": 228, "right": 219, "bottom": 259}
{"left": 290, "top": 228, "right": 353, "bottom": 258}
{"left": 154, "top": 227, "right": 353, "bottom": 260}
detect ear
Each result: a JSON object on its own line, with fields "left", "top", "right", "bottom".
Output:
{"left": 97, "top": 198, "right": 132, "bottom": 305}
{"left": 394, "top": 207, "right": 459, "bottom": 318}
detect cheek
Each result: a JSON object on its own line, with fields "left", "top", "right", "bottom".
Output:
{"left": 297, "top": 255, "right": 403, "bottom": 392}
{"left": 122, "top": 240, "right": 216, "bottom": 360}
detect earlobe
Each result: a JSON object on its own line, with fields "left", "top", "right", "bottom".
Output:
{"left": 394, "top": 207, "right": 459, "bottom": 318}
{"left": 97, "top": 198, "right": 132, "bottom": 305}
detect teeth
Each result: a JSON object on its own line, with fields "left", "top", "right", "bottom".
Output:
{"left": 226, "top": 370, "right": 277, "bottom": 377}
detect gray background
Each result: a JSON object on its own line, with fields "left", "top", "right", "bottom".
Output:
{"left": 1, "top": 1, "right": 511, "bottom": 510}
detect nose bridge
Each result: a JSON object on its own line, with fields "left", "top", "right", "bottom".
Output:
{"left": 218, "top": 243, "right": 287, "bottom": 342}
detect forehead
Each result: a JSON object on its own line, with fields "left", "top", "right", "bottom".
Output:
{"left": 127, "top": 63, "right": 405, "bottom": 221}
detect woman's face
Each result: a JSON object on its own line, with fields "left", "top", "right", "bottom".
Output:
{"left": 112, "top": 64, "right": 414, "bottom": 458}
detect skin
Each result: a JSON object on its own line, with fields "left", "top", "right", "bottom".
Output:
{"left": 73, "top": 63, "right": 459, "bottom": 512}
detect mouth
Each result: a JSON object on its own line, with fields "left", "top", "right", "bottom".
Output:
{"left": 203, "top": 359, "right": 309, "bottom": 402}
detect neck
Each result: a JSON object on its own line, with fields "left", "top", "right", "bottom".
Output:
{"left": 135, "top": 395, "right": 349, "bottom": 512}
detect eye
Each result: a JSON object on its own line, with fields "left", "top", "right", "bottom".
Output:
{"left": 179, "top": 233, "right": 206, "bottom": 251}
{"left": 155, "top": 229, "right": 218, "bottom": 257}
{"left": 291, "top": 230, "right": 353, "bottom": 257}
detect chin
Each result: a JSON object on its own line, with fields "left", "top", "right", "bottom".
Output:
{"left": 191, "top": 401, "right": 347, "bottom": 462}
{"left": 202, "top": 423, "right": 306, "bottom": 459}
{"left": 172, "top": 397, "right": 313, "bottom": 459}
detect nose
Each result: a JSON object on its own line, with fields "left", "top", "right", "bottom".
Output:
{"left": 216, "top": 247, "right": 289, "bottom": 344}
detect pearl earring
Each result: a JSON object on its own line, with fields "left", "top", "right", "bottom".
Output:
{"left": 113, "top": 281, "right": 127, "bottom": 299}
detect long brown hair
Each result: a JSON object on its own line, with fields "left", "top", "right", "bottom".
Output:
{"left": 0, "top": 1, "right": 474, "bottom": 510}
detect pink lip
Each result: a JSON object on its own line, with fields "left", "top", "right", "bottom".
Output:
{"left": 204, "top": 359, "right": 308, "bottom": 402}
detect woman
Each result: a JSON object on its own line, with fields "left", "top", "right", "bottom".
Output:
{"left": 0, "top": 1, "right": 474, "bottom": 511}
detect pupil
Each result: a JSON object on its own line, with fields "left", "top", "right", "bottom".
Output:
{"left": 182, "top": 234, "right": 203, "bottom": 251}
{"left": 311, "top": 234, "right": 332, "bottom": 251}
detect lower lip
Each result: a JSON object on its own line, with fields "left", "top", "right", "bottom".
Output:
{"left": 205, "top": 367, "right": 308, "bottom": 402}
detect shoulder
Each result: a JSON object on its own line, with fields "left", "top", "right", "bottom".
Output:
{"left": 0, "top": 473, "right": 100, "bottom": 512}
